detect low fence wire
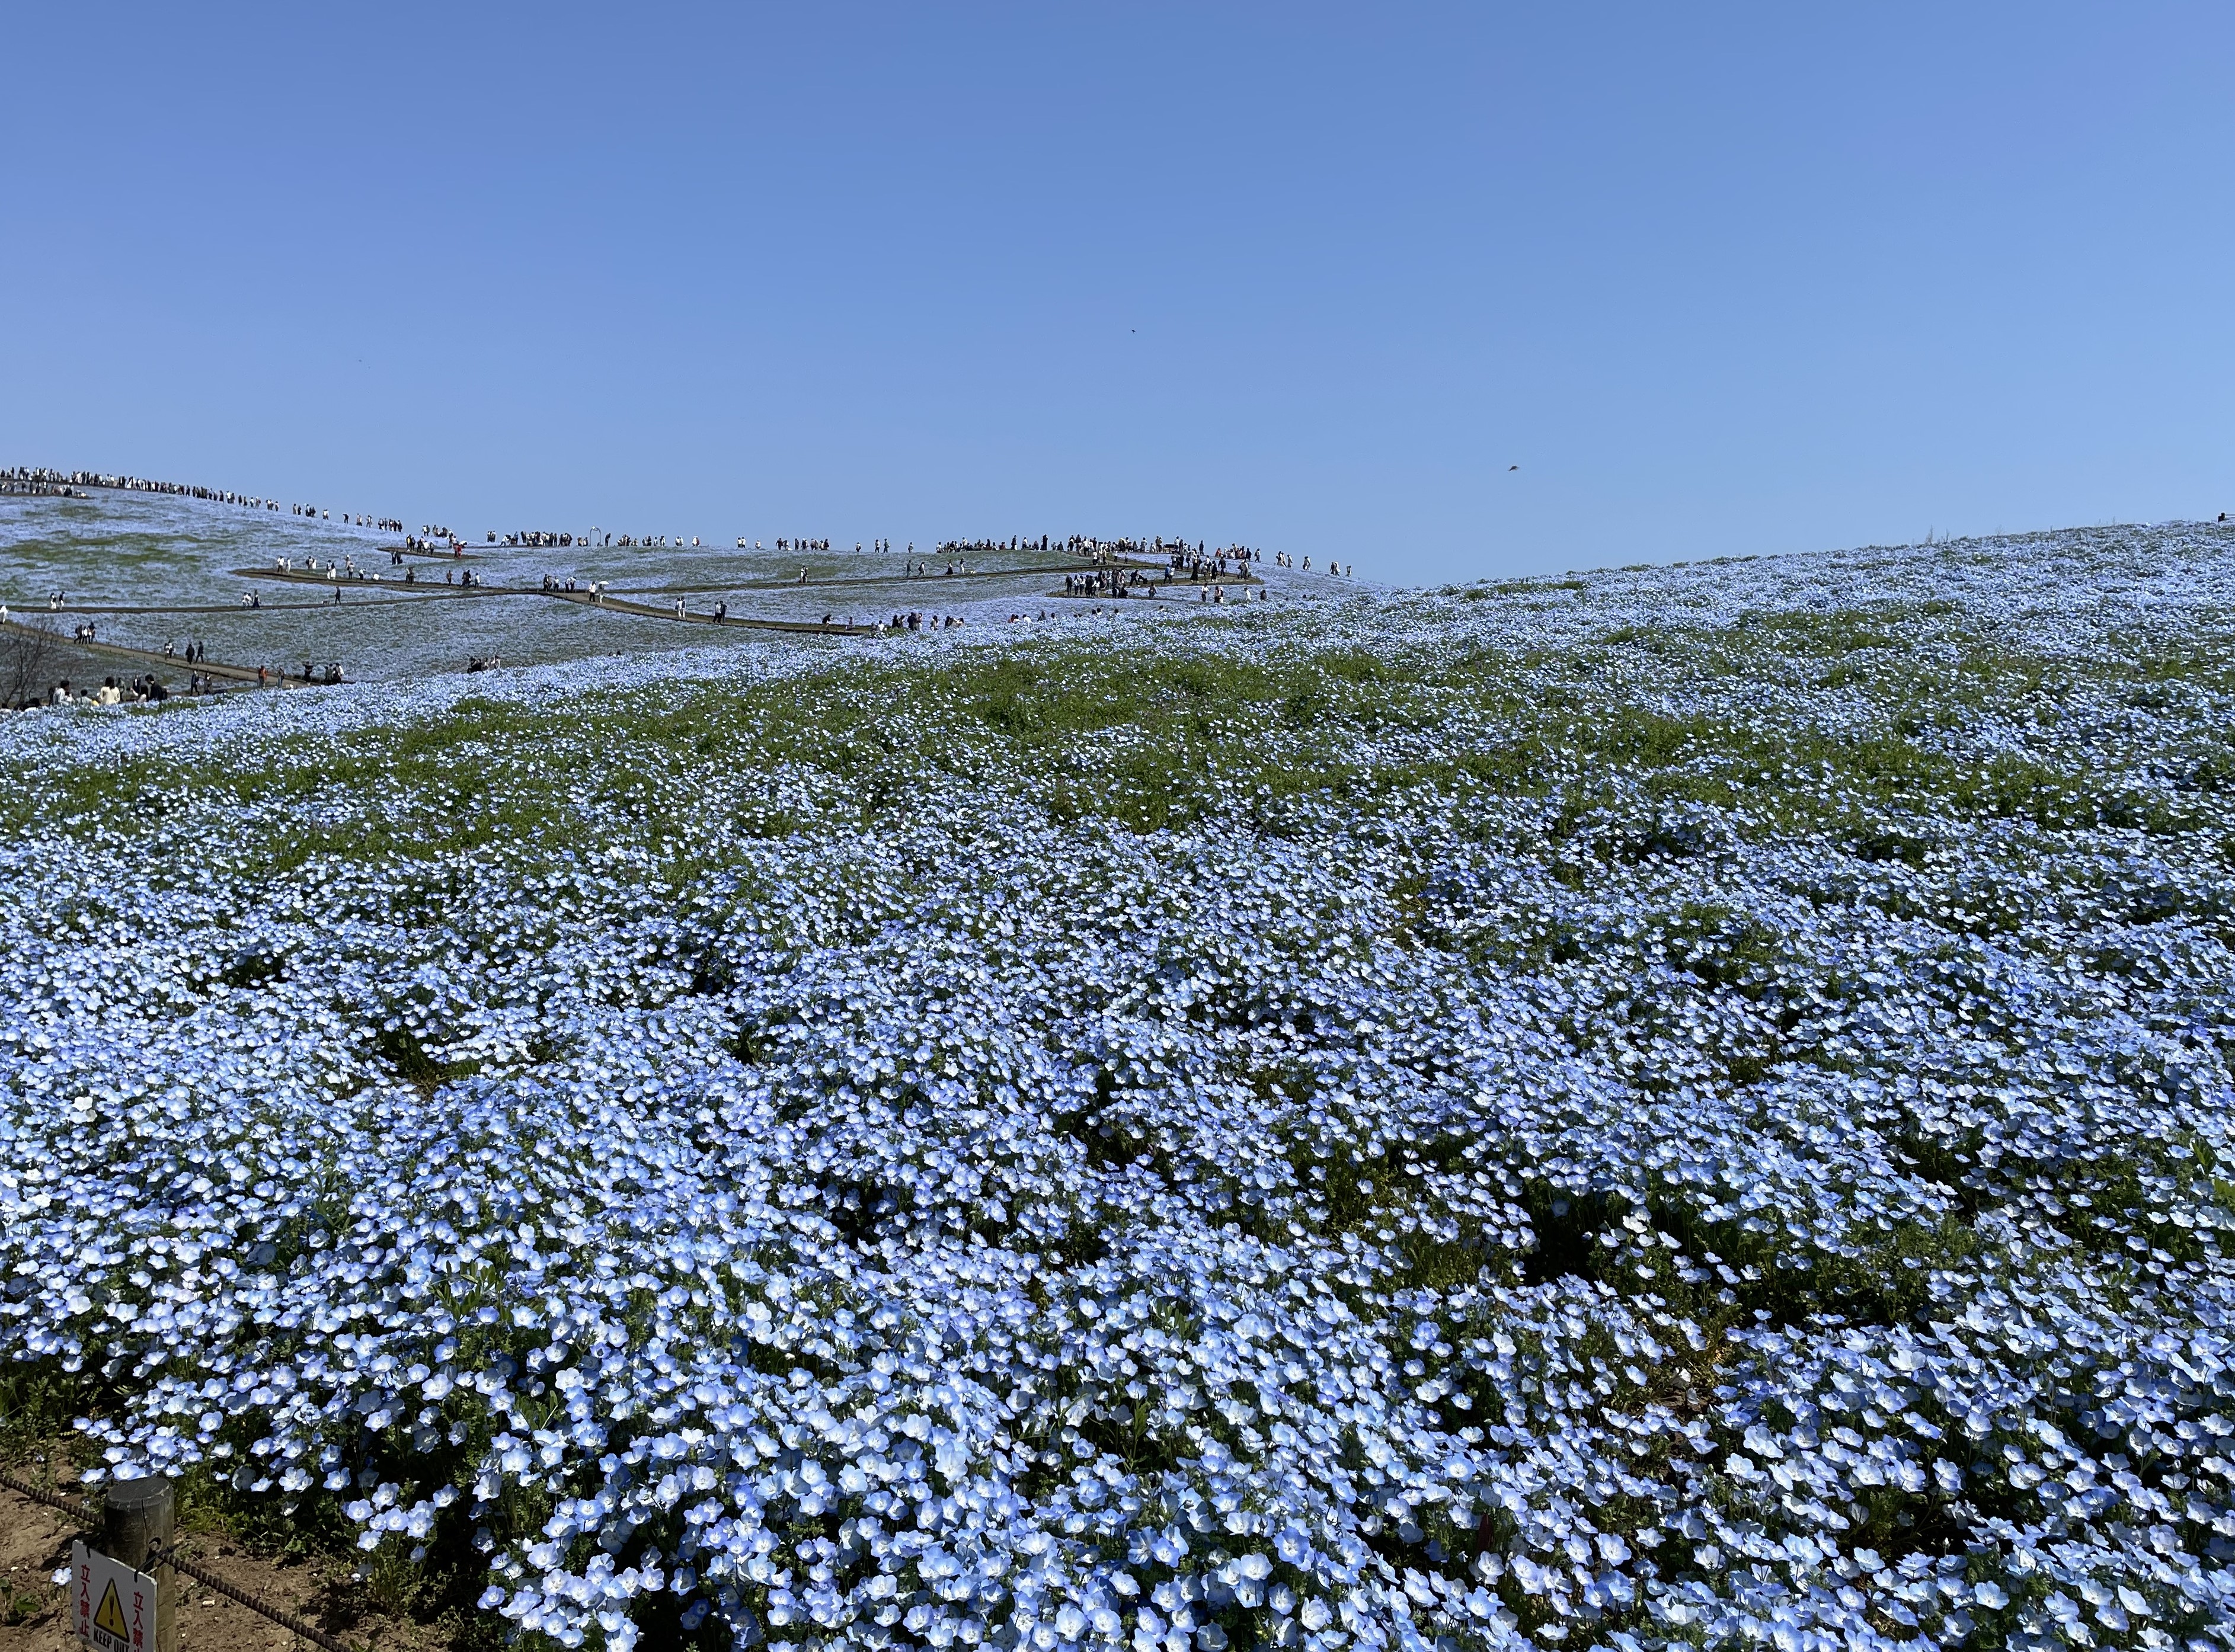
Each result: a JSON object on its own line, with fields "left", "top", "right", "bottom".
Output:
{"left": 150, "top": 1544, "right": 356, "bottom": 1652}
{"left": 0, "top": 1464, "right": 97, "bottom": 1526}
{"left": 0, "top": 1464, "right": 360, "bottom": 1652}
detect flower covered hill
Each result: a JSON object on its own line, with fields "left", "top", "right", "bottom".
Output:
{"left": 2, "top": 524, "right": 2233, "bottom": 1652}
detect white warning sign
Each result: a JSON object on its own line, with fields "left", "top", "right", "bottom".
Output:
{"left": 71, "top": 1540, "right": 156, "bottom": 1652}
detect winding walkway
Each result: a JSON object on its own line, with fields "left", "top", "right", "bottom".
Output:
{"left": 2, "top": 617, "right": 313, "bottom": 687}
{"left": 26, "top": 592, "right": 469, "bottom": 615}
{"left": 539, "top": 589, "right": 873, "bottom": 634}
{"left": 7, "top": 547, "right": 1265, "bottom": 693}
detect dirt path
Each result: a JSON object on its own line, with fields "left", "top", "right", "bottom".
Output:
{"left": 593, "top": 560, "right": 1093, "bottom": 596}
{"left": 2, "top": 619, "right": 309, "bottom": 687}
{"left": 145, "top": 557, "right": 1174, "bottom": 620}
{"left": 233, "top": 571, "right": 494, "bottom": 597}
{"left": 0, "top": 1469, "right": 443, "bottom": 1652}
{"left": 5, "top": 556, "right": 1214, "bottom": 689}
{"left": 542, "top": 590, "right": 874, "bottom": 633}
{"left": 16, "top": 596, "right": 465, "bottom": 616}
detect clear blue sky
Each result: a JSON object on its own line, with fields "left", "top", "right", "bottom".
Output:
{"left": 4, "top": 4, "right": 2230, "bottom": 582}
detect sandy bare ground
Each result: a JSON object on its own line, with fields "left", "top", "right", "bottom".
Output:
{"left": 0, "top": 1459, "right": 458, "bottom": 1652}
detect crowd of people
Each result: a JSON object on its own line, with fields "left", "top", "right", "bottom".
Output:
{"left": 292, "top": 505, "right": 402, "bottom": 532}
{"left": 498, "top": 532, "right": 860, "bottom": 550}
{"left": 40, "top": 672, "right": 236, "bottom": 706}
{"left": 514, "top": 532, "right": 738, "bottom": 549}
{"left": 494, "top": 530, "right": 589, "bottom": 547}
{"left": 8, "top": 467, "right": 1367, "bottom": 705}
{"left": 940, "top": 534, "right": 1097, "bottom": 556}
{"left": 1065, "top": 568, "right": 1159, "bottom": 597}
{"left": 1170, "top": 546, "right": 1254, "bottom": 580}
{"left": 3, "top": 466, "right": 270, "bottom": 511}
{"left": 269, "top": 553, "right": 485, "bottom": 590}
{"left": 9, "top": 464, "right": 1363, "bottom": 581}
{"left": 0, "top": 466, "right": 405, "bottom": 532}
{"left": 926, "top": 533, "right": 1354, "bottom": 580}
{"left": 1047, "top": 544, "right": 1294, "bottom": 601}
{"left": 0, "top": 610, "right": 359, "bottom": 707}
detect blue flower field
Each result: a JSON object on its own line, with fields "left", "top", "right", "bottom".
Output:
{"left": 2, "top": 524, "right": 2231, "bottom": 1652}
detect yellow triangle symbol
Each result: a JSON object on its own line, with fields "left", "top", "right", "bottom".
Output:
{"left": 92, "top": 1579, "right": 129, "bottom": 1640}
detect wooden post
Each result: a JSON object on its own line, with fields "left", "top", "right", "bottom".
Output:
{"left": 102, "top": 1475, "right": 177, "bottom": 1652}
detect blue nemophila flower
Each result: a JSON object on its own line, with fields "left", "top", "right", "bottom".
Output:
{"left": 4, "top": 523, "right": 2234, "bottom": 1649}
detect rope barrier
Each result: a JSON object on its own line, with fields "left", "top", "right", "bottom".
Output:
{"left": 150, "top": 1544, "right": 360, "bottom": 1652}
{"left": 0, "top": 1466, "right": 361, "bottom": 1652}
{"left": 0, "top": 1464, "right": 97, "bottom": 1526}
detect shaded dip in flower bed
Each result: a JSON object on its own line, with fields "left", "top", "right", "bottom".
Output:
{"left": 4, "top": 520, "right": 2235, "bottom": 1652}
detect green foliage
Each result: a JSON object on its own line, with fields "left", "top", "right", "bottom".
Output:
{"left": 376, "top": 1023, "right": 481, "bottom": 1098}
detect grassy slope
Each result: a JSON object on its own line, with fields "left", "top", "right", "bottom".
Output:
{"left": 4, "top": 553, "right": 2233, "bottom": 1648}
